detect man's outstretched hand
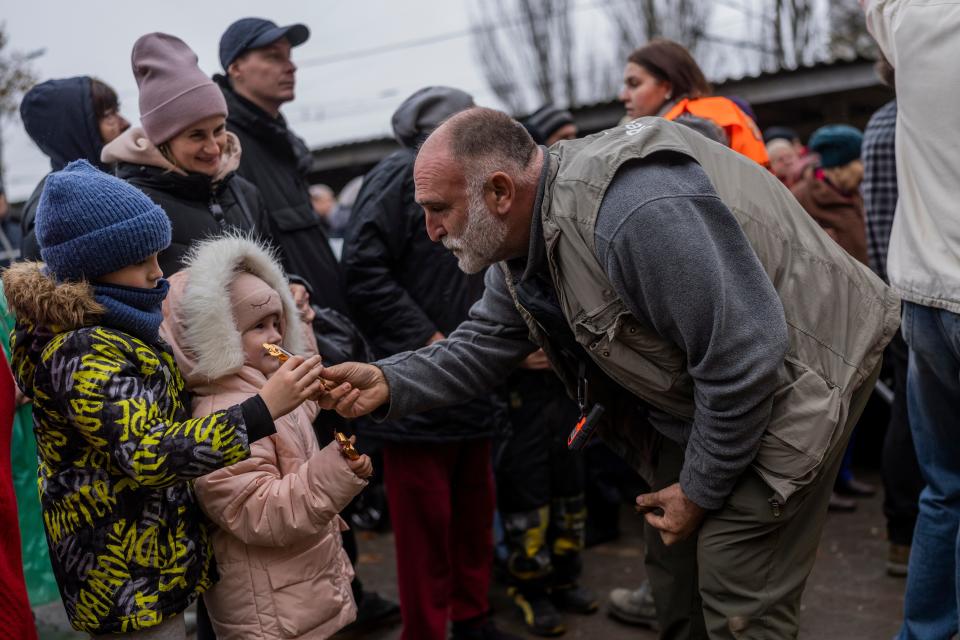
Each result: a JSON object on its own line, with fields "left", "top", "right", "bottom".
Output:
{"left": 317, "top": 362, "right": 390, "bottom": 418}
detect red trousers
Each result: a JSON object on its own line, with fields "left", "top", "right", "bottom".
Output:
{"left": 384, "top": 439, "right": 495, "bottom": 640}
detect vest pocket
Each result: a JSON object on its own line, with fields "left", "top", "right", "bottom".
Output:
{"left": 752, "top": 357, "right": 842, "bottom": 497}
{"left": 572, "top": 301, "right": 691, "bottom": 417}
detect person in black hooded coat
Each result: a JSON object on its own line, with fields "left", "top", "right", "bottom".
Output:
{"left": 18, "top": 76, "right": 130, "bottom": 261}
{"left": 341, "top": 87, "right": 521, "bottom": 640}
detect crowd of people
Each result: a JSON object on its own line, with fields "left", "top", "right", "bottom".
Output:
{"left": 0, "top": 1, "right": 956, "bottom": 639}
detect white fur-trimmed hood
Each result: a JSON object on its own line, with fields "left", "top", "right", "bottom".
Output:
{"left": 161, "top": 233, "right": 307, "bottom": 385}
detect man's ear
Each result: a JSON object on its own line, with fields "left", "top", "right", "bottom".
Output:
{"left": 488, "top": 172, "right": 515, "bottom": 216}
{"left": 227, "top": 58, "right": 243, "bottom": 82}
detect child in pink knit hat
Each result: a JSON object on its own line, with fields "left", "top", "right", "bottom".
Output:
{"left": 161, "top": 234, "right": 371, "bottom": 640}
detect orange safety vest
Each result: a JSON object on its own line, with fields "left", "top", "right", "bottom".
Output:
{"left": 663, "top": 96, "right": 769, "bottom": 166}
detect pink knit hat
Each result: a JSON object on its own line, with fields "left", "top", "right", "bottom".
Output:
{"left": 229, "top": 271, "right": 285, "bottom": 334}
{"left": 132, "top": 33, "right": 228, "bottom": 144}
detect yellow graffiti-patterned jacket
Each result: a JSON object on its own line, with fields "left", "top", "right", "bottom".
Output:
{"left": 3, "top": 262, "right": 271, "bottom": 635}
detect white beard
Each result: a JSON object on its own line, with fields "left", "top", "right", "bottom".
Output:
{"left": 441, "top": 185, "right": 507, "bottom": 274}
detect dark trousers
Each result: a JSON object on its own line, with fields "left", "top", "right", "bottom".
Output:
{"left": 643, "top": 437, "right": 708, "bottom": 640}
{"left": 647, "top": 363, "right": 880, "bottom": 639}
{"left": 881, "top": 331, "right": 924, "bottom": 545}
{"left": 384, "top": 440, "right": 495, "bottom": 640}
{"left": 497, "top": 370, "right": 586, "bottom": 590}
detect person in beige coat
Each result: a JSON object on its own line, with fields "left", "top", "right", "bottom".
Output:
{"left": 160, "top": 234, "right": 371, "bottom": 640}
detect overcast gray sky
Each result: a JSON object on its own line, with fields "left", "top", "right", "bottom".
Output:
{"left": 3, "top": 0, "right": 503, "bottom": 200}
{"left": 1, "top": 0, "right": 756, "bottom": 201}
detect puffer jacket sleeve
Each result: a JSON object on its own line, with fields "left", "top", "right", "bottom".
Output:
{"left": 52, "top": 329, "right": 258, "bottom": 487}
{"left": 341, "top": 157, "right": 438, "bottom": 355}
{"left": 194, "top": 425, "right": 367, "bottom": 547}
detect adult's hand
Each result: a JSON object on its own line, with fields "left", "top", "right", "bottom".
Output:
{"left": 636, "top": 482, "right": 706, "bottom": 546}
{"left": 289, "top": 283, "right": 315, "bottom": 323}
{"left": 519, "top": 349, "right": 551, "bottom": 370}
{"left": 318, "top": 362, "right": 390, "bottom": 418}
{"left": 426, "top": 331, "right": 445, "bottom": 346}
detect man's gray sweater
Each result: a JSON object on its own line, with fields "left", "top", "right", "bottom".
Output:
{"left": 377, "top": 150, "right": 787, "bottom": 510}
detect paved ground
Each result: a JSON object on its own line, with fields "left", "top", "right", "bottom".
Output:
{"left": 33, "top": 473, "right": 906, "bottom": 639}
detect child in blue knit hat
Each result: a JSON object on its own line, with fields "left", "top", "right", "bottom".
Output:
{"left": 1, "top": 160, "right": 345, "bottom": 638}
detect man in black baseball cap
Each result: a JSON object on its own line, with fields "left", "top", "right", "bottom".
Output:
{"left": 212, "top": 21, "right": 401, "bottom": 633}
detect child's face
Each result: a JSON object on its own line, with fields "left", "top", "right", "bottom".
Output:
{"left": 242, "top": 312, "right": 284, "bottom": 376}
{"left": 97, "top": 253, "right": 163, "bottom": 289}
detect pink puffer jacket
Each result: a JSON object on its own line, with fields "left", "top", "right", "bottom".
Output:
{"left": 193, "top": 376, "right": 364, "bottom": 640}
{"left": 159, "top": 235, "right": 367, "bottom": 639}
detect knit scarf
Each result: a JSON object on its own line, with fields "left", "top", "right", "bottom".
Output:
{"left": 92, "top": 279, "right": 170, "bottom": 344}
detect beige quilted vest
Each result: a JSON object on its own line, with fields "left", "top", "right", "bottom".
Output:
{"left": 504, "top": 118, "right": 900, "bottom": 502}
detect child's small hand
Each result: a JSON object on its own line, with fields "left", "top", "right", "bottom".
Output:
{"left": 260, "top": 355, "right": 326, "bottom": 419}
{"left": 347, "top": 450, "right": 373, "bottom": 479}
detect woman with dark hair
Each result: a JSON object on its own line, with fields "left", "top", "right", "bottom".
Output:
{"left": 19, "top": 76, "right": 131, "bottom": 260}
{"left": 619, "top": 38, "right": 768, "bottom": 165}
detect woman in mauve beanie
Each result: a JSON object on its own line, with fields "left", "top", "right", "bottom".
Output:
{"left": 133, "top": 32, "right": 227, "bottom": 146}
{"left": 100, "top": 32, "right": 280, "bottom": 280}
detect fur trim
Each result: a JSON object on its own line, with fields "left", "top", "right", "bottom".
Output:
{"left": 178, "top": 233, "right": 305, "bottom": 381}
{"left": 1, "top": 261, "right": 104, "bottom": 329}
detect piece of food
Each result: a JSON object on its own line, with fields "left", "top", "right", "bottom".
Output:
{"left": 262, "top": 342, "right": 293, "bottom": 362}
{"left": 335, "top": 431, "right": 361, "bottom": 461}
{"left": 262, "top": 343, "right": 359, "bottom": 459}
{"left": 262, "top": 342, "right": 336, "bottom": 390}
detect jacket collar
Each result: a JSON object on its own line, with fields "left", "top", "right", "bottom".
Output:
{"left": 506, "top": 146, "right": 551, "bottom": 284}
{"left": 216, "top": 75, "right": 314, "bottom": 175}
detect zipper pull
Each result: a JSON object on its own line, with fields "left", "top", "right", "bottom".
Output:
{"left": 768, "top": 497, "right": 781, "bottom": 518}
{"left": 209, "top": 198, "right": 226, "bottom": 229}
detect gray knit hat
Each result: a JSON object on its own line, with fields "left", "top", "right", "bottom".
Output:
{"left": 522, "top": 104, "right": 575, "bottom": 145}
{"left": 132, "top": 33, "right": 228, "bottom": 145}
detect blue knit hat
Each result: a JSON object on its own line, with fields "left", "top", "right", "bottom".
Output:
{"left": 808, "top": 124, "right": 864, "bottom": 169}
{"left": 36, "top": 159, "right": 171, "bottom": 282}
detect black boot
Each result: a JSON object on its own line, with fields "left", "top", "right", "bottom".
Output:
{"left": 338, "top": 579, "right": 400, "bottom": 635}
{"left": 450, "top": 612, "right": 524, "bottom": 640}
{"left": 550, "top": 583, "right": 599, "bottom": 615}
{"left": 508, "top": 587, "right": 566, "bottom": 637}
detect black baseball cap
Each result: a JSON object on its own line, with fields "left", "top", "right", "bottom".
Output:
{"left": 219, "top": 18, "right": 310, "bottom": 70}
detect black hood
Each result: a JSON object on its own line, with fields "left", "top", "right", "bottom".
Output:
{"left": 20, "top": 76, "right": 104, "bottom": 172}
{"left": 390, "top": 86, "right": 474, "bottom": 150}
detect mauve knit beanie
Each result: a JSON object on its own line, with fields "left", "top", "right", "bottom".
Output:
{"left": 36, "top": 160, "right": 172, "bottom": 282}
{"left": 132, "top": 32, "right": 227, "bottom": 145}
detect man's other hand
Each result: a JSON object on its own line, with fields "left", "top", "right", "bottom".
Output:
{"left": 636, "top": 482, "right": 706, "bottom": 546}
